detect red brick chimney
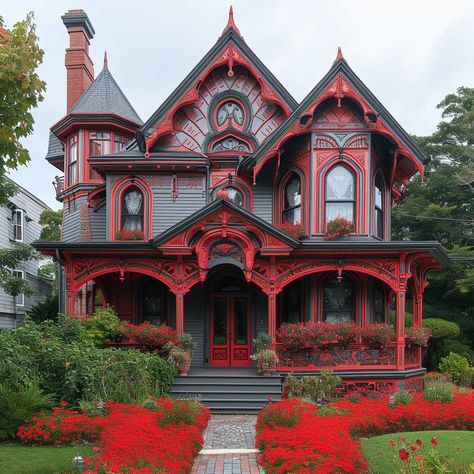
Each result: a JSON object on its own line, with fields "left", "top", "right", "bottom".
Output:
{"left": 61, "top": 10, "right": 95, "bottom": 112}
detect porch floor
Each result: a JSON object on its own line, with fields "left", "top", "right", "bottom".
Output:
{"left": 189, "top": 367, "right": 259, "bottom": 377}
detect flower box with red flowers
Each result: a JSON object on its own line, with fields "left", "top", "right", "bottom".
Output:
{"left": 405, "top": 326, "right": 431, "bottom": 347}
{"left": 115, "top": 229, "right": 145, "bottom": 241}
{"left": 324, "top": 217, "right": 354, "bottom": 240}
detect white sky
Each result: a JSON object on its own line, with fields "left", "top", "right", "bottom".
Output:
{"left": 4, "top": 0, "right": 474, "bottom": 209}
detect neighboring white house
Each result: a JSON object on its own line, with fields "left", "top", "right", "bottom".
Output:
{"left": 0, "top": 179, "right": 53, "bottom": 328}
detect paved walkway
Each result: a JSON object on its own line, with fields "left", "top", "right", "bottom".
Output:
{"left": 192, "top": 415, "right": 265, "bottom": 474}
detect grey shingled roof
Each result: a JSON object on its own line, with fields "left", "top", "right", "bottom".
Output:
{"left": 45, "top": 131, "right": 63, "bottom": 159}
{"left": 70, "top": 67, "right": 143, "bottom": 124}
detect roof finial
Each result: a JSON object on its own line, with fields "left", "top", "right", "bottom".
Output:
{"left": 221, "top": 5, "right": 243, "bottom": 39}
{"left": 334, "top": 47, "right": 345, "bottom": 64}
{"left": 103, "top": 50, "right": 108, "bottom": 69}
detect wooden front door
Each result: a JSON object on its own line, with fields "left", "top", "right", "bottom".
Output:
{"left": 210, "top": 295, "right": 250, "bottom": 367}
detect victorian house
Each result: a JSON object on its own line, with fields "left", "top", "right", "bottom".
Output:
{"left": 36, "top": 8, "right": 449, "bottom": 393}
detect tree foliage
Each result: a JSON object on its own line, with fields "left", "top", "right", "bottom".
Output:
{"left": 39, "top": 209, "right": 62, "bottom": 241}
{"left": 392, "top": 87, "right": 474, "bottom": 362}
{"left": 0, "top": 12, "right": 45, "bottom": 172}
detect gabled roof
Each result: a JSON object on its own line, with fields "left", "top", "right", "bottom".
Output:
{"left": 152, "top": 198, "right": 300, "bottom": 248}
{"left": 240, "top": 52, "right": 429, "bottom": 172}
{"left": 70, "top": 58, "right": 142, "bottom": 125}
{"left": 136, "top": 9, "right": 298, "bottom": 152}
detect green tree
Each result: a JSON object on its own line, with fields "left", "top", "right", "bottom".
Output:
{"left": 392, "top": 87, "right": 474, "bottom": 351}
{"left": 39, "top": 209, "right": 63, "bottom": 241}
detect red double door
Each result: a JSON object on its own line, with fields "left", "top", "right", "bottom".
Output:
{"left": 210, "top": 294, "right": 251, "bottom": 367}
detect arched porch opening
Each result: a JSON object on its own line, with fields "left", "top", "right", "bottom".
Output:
{"left": 70, "top": 272, "right": 173, "bottom": 325}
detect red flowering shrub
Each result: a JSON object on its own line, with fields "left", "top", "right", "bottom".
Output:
{"left": 275, "top": 223, "right": 308, "bottom": 239}
{"left": 256, "top": 392, "right": 474, "bottom": 474}
{"left": 17, "top": 402, "right": 100, "bottom": 445}
{"left": 119, "top": 323, "right": 178, "bottom": 350}
{"left": 92, "top": 400, "right": 208, "bottom": 473}
{"left": 360, "top": 324, "right": 395, "bottom": 348}
{"left": 405, "top": 326, "right": 431, "bottom": 347}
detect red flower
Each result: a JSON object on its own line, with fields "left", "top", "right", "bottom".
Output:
{"left": 399, "top": 448, "right": 409, "bottom": 461}
{"left": 431, "top": 436, "right": 437, "bottom": 446}
{"left": 389, "top": 439, "right": 396, "bottom": 446}
{"left": 59, "top": 401, "right": 68, "bottom": 407}
{"left": 409, "top": 445, "right": 416, "bottom": 451}
{"left": 416, "top": 438, "right": 422, "bottom": 447}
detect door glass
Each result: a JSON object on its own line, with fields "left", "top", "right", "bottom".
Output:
{"left": 213, "top": 298, "right": 227, "bottom": 345}
{"left": 233, "top": 297, "right": 248, "bottom": 345}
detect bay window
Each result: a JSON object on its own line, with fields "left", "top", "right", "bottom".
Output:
{"left": 67, "top": 136, "right": 77, "bottom": 186}
{"left": 90, "top": 132, "right": 111, "bottom": 156}
{"left": 325, "top": 165, "right": 355, "bottom": 223}
{"left": 114, "top": 134, "right": 129, "bottom": 152}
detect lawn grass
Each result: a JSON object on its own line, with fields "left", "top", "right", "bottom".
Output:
{"left": 361, "top": 430, "right": 474, "bottom": 474}
{"left": 0, "top": 443, "right": 94, "bottom": 474}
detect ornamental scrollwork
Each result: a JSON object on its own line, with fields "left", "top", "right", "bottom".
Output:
{"left": 217, "top": 101, "right": 244, "bottom": 127}
{"left": 212, "top": 136, "right": 250, "bottom": 153}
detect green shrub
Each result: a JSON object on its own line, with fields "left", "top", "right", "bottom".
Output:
{"left": 156, "top": 400, "right": 204, "bottom": 427}
{"left": 392, "top": 390, "right": 413, "bottom": 406}
{"left": 423, "top": 318, "right": 461, "bottom": 339}
{"left": 254, "top": 333, "right": 272, "bottom": 352}
{"left": 26, "top": 295, "right": 59, "bottom": 323}
{"left": 314, "top": 405, "right": 349, "bottom": 416}
{"left": 439, "top": 352, "right": 470, "bottom": 384}
{"left": 83, "top": 307, "right": 121, "bottom": 346}
{"left": 0, "top": 382, "right": 55, "bottom": 439}
{"left": 443, "top": 339, "right": 474, "bottom": 364}
{"left": 284, "top": 370, "right": 342, "bottom": 403}
{"left": 459, "top": 366, "right": 474, "bottom": 388}
{"left": 424, "top": 381, "right": 454, "bottom": 402}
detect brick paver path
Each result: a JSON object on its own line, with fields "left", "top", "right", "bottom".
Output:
{"left": 191, "top": 415, "right": 265, "bottom": 474}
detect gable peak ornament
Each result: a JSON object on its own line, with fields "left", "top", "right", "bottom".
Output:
{"left": 221, "top": 5, "right": 243, "bottom": 40}
{"left": 333, "top": 46, "right": 345, "bottom": 64}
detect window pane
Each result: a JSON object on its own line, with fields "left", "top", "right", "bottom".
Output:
{"left": 326, "top": 202, "right": 354, "bottom": 222}
{"left": 122, "top": 188, "right": 143, "bottom": 231}
{"left": 284, "top": 177, "right": 301, "bottom": 208}
{"left": 323, "top": 277, "right": 355, "bottom": 323}
{"left": 376, "top": 208, "right": 384, "bottom": 238}
{"left": 374, "top": 284, "right": 384, "bottom": 323}
{"left": 213, "top": 298, "right": 227, "bottom": 345}
{"left": 375, "top": 185, "right": 383, "bottom": 208}
{"left": 326, "top": 166, "right": 354, "bottom": 200}
{"left": 282, "top": 207, "right": 301, "bottom": 225}
{"left": 226, "top": 187, "right": 243, "bottom": 207}
{"left": 233, "top": 297, "right": 248, "bottom": 345}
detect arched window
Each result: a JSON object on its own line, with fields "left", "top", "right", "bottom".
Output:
{"left": 374, "top": 173, "right": 384, "bottom": 239}
{"left": 121, "top": 186, "right": 143, "bottom": 231}
{"left": 282, "top": 175, "right": 302, "bottom": 224}
{"left": 325, "top": 165, "right": 355, "bottom": 223}
{"left": 323, "top": 276, "right": 355, "bottom": 323}
{"left": 225, "top": 187, "right": 243, "bottom": 207}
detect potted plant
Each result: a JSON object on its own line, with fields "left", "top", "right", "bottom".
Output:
{"left": 405, "top": 326, "right": 431, "bottom": 347}
{"left": 252, "top": 349, "right": 278, "bottom": 376}
{"left": 254, "top": 333, "right": 273, "bottom": 352}
{"left": 361, "top": 324, "right": 395, "bottom": 349}
{"left": 324, "top": 217, "right": 354, "bottom": 240}
{"left": 333, "top": 322, "right": 359, "bottom": 348}
{"left": 168, "top": 346, "right": 192, "bottom": 376}
{"left": 275, "top": 223, "right": 308, "bottom": 239}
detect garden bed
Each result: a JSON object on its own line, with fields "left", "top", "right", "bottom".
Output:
{"left": 256, "top": 392, "right": 474, "bottom": 473}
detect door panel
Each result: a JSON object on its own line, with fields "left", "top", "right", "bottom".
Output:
{"left": 210, "top": 295, "right": 250, "bottom": 367}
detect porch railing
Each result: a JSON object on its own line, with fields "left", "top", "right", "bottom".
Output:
{"left": 276, "top": 342, "right": 400, "bottom": 371}
{"left": 404, "top": 345, "right": 422, "bottom": 368}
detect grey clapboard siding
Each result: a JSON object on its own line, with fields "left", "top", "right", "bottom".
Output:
{"left": 62, "top": 196, "right": 87, "bottom": 241}
{"left": 90, "top": 203, "right": 107, "bottom": 240}
{"left": 152, "top": 177, "right": 206, "bottom": 236}
{"left": 0, "top": 181, "right": 52, "bottom": 323}
{"left": 184, "top": 285, "right": 206, "bottom": 367}
{"left": 253, "top": 164, "right": 274, "bottom": 223}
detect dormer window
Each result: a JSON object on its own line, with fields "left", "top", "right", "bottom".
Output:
{"left": 67, "top": 135, "right": 78, "bottom": 186}
{"left": 90, "top": 132, "right": 111, "bottom": 156}
{"left": 282, "top": 175, "right": 301, "bottom": 224}
{"left": 374, "top": 173, "right": 384, "bottom": 239}
{"left": 325, "top": 165, "right": 355, "bottom": 223}
{"left": 121, "top": 186, "right": 143, "bottom": 231}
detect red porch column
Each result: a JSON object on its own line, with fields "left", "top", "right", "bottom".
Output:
{"left": 175, "top": 292, "right": 184, "bottom": 334}
{"left": 395, "top": 289, "right": 406, "bottom": 369}
{"left": 267, "top": 292, "right": 277, "bottom": 344}
{"left": 65, "top": 289, "right": 76, "bottom": 316}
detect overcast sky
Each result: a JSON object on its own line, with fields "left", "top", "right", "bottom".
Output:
{"left": 4, "top": 0, "right": 474, "bottom": 209}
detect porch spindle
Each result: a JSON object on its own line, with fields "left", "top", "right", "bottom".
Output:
{"left": 395, "top": 290, "right": 406, "bottom": 369}
{"left": 175, "top": 292, "right": 184, "bottom": 334}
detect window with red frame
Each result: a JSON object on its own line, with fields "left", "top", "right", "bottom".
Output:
{"left": 325, "top": 165, "right": 355, "bottom": 224}
{"left": 67, "top": 135, "right": 78, "bottom": 186}
{"left": 282, "top": 174, "right": 302, "bottom": 224}
{"left": 121, "top": 186, "right": 144, "bottom": 231}
{"left": 323, "top": 275, "right": 355, "bottom": 323}
{"left": 114, "top": 134, "right": 130, "bottom": 152}
{"left": 90, "top": 132, "right": 111, "bottom": 156}
{"left": 224, "top": 186, "right": 243, "bottom": 207}
{"left": 374, "top": 173, "right": 384, "bottom": 239}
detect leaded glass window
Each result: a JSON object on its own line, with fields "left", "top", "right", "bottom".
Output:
{"left": 225, "top": 187, "right": 243, "bottom": 207}
{"left": 323, "top": 277, "right": 355, "bottom": 323}
{"left": 325, "top": 165, "right": 355, "bottom": 223}
{"left": 121, "top": 187, "right": 143, "bottom": 231}
{"left": 282, "top": 175, "right": 302, "bottom": 224}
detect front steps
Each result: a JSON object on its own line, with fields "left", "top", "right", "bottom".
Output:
{"left": 171, "top": 368, "right": 282, "bottom": 413}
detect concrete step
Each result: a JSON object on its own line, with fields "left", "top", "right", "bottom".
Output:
{"left": 172, "top": 390, "right": 282, "bottom": 400}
